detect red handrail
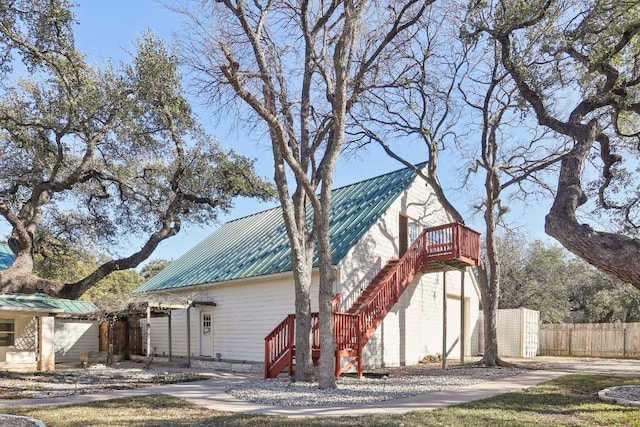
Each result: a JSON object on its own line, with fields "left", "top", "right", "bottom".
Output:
{"left": 264, "top": 314, "right": 295, "bottom": 378}
{"left": 333, "top": 312, "right": 359, "bottom": 350}
{"left": 309, "top": 312, "right": 359, "bottom": 350}
{"left": 354, "top": 229, "right": 427, "bottom": 345}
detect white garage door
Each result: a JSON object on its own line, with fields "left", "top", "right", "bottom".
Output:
{"left": 446, "top": 296, "right": 462, "bottom": 358}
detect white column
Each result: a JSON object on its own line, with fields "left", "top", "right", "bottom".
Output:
{"left": 37, "top": 316, "right": 55, "bottom": 371}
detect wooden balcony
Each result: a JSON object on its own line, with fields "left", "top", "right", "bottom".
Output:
{"left": 422, "top": 222, "right": 481, "bottom": 272}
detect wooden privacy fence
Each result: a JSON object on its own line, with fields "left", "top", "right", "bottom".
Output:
{"left": 99, "top": 319, "right": 143, "bottom": 359}
{"left": 539, "top": 323, "right": 640, "bottom": 358}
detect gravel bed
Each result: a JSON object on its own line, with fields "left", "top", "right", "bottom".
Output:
{"left": 0, "top": 364, "right": 206, "bottom": 400}
{"left": 0, "top": 414, "right": 44, "bottom": 427}
{"left": 599, "top": 385, "right": 640, "bottom": 405}
{"left": 227, "top": 366, "right": 528, "bottom": 406}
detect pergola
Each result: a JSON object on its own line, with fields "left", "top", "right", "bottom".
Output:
{"left": 103, "top": 298, "right": 216, "bottom": 367}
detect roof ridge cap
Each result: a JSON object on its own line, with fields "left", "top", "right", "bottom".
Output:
{"left": 224, "top": 161, "right": 426, "bottom": 224}
{"left": 331, "top": 161, "right": 426, "bottom": 192}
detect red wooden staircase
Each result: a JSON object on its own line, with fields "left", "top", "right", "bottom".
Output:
{"left": 264, "top": 222, "right": 480, "bottom": 378}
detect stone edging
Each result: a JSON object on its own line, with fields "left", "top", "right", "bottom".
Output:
{"left": 598, "top": 386, "right": 640, "bottom": 406}
{"left": 0, "top": 414, "right": 47, "bottom": 427}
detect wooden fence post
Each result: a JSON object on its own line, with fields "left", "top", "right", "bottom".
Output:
{"left": 568, "top": 327, "right": 572, "bottom": 356}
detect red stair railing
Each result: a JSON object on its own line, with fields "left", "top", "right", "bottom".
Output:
{"left": 264, "top": 222, "right": 481, "bottom": 378}
{"left": 458, "top": 223, "right": 481, "bottom": 265}
{"left": 263, "top": 314, "right": 295, "bottom": 378}
{"left": 356, "top": 229, "right": 427, "bottom": 342}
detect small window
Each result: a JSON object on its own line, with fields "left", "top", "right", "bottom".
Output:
{"left": 0, "top": 319, "right": 15, "bottom": 346}
{"left": 202, "top": 313, "right": 211, "bottom": 336}
{"left": 409, "top": 222, "right": 420, "bottom": 244}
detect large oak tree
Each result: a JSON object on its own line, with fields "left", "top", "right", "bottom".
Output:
{"left": 0, "top": 0, "right": 273, "bottom": 299}
{"left": 468, "top": 0, "right": 640, "bottom": 289}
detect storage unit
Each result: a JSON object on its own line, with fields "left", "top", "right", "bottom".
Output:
{"left": 476, "top": 308, "right": 539, "bottom": 357}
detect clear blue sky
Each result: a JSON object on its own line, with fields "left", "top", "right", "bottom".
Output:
{"left": 1, "top": 0, "right": 552, "bottom": 262}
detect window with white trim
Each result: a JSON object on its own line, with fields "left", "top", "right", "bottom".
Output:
{"left": 409, "top": 221, "right": 420, "bottom": 245}
{"left": 202, "top": 313, "right": 211, "bottom": 336}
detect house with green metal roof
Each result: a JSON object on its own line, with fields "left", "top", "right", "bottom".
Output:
{"left": 134, "top": 164, "right": 481, "bottom": 374}
{"left": 0, "top": 243, "right": 100, "bottom": 370}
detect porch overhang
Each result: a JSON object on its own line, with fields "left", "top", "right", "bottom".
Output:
{"left": 0, "top": 306, "right": 63, "bottom": 315}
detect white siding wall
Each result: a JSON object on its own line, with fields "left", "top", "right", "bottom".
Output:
{"left": 144, "top": 273, "right": 320, "bottom": 363}
{"left": 359, "top": 270, "right": 479, "bottom": 367}
{"left": 476, "top": 308, "right": 540, "bottom": 357}
{"left": 54, "top": 319, "right": 99, "bottom": 363}
{"left": 337, "top": 173, "right": 481, "bottom": 368}
{"left": 142, "top": 313, "right": 189, "bottom": 358}
{"left": 337, "top": 173, "right": 449, "bottom": 310}
{"left": 521, "top": 309, "right": 540, "bottom": 357}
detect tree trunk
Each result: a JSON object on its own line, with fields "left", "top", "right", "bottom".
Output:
{"left": 478, "top": 165, "right": 511, "bottom": 367}
{"left": 0, "top": 250, "right": 63, "bottom": 295}
{"left": 316, "top": 214, "right": 336, "bottom": 389}
{"left": 293, "top": 254, "right": 314, "bottom": 382}
{"left": 271, "top": 156, "right": 315, "bottom": 381}
{"left": 477, "top": 266, "right": 498, "bottom": 365}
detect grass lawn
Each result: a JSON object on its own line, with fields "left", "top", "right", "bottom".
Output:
{"left": 3, "top": 374, "right": 640, "bottom": 427}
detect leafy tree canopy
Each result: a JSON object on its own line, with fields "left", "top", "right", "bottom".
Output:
{"left": 140, "top": 259, "right": 171, "bottom": 281}
{"left": 498, "top": 236, "right": 640, "bottom": 323}
{"left": 466, "top": 0, "right": 640, "bottom": 288}
{"left": 0, "top": 0, "right": 274, "bottom": 299}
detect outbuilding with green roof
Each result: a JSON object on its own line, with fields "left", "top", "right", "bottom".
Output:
{"left": 0, "top": 244, "right": 100, "bottom": 371}
{"left": 134, "top": 164, "right": 481, "bottom": 373}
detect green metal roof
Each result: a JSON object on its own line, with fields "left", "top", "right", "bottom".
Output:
{"left": 0, "top": 244, "right": 14, "bottom": 270}
{"left": 135, "top": 163, "right": 426, "bottom": 293}
{"left": 0, "top": 293, "right": 99, "bottom": 315}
